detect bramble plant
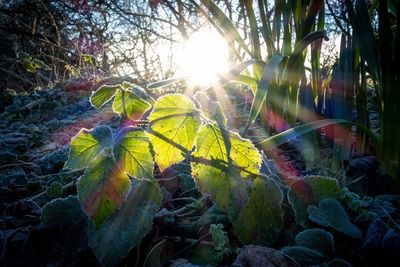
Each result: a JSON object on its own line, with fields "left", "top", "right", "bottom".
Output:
{"left": 62, "top": 80, "right": 363, "bottom": 266}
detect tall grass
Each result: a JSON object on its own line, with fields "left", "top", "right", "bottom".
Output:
{"left": 152, "top": 1, "right": 399, "bottom": 183}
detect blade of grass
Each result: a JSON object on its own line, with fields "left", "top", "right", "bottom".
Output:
{"left": 205, "top": 59, "right": 260, "bottom": 92}
{"left": 190, "top": 0, "right": 243, "bottom": 61}
{"left": 147, "top": 76, "right": 188, "bottom": 90}
{"left": 243, "top": 55, "right": 282, "bottom": 134}
{"left": 199, "top": 0, "right": 253, "bottom": 57}
{"left": 257, "top": 119, "right": 379, "bottom": 151}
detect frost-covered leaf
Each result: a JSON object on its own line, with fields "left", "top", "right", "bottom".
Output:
{"left": 64, "top": 125, "right": 113, "bottom": 170}
{"left": 38, "top": 196, "right": 90, "bottom": 266}
{"left": 41, "top": 196, "right": 89, "bottom": 226}
{"left": 194, "top": 91, "right": 227, "bottom": 126}
{"left": 295, "top": 228, "right": 334, "bottom": 255}
{"left": 307, "top": 198, "right": 362, "bottom": 239}
{"left": 149, "top": 94, "right": 200, "bottom": 171}
{"left": 46, "top": 182, "right": 63, "bottom": 197}
{"left": 209, "top": 224, "right": 229, "bottom": 251}
{"left": 281, "top": 246, "right": 329, "bottom": 266}
{"left": 90, "top": 85, "right": 120, "bottom": 109}
{"left": 288, "top": 176, "right": 340, "bottom": 226}
{"left": 229, "top": 131, "right": 261, "bottom": 178}
{"left": 114, "top": 127, "right": 154, "bottom": 180}
{"left": 233, "top": 177, "right": 283, "bottom": 245}
{"left": 89, "top": 180, "right": 161, "bottom": 266}
{"left": 112, "top": 89, "right": 151, "bottom": 120}
{"left": 78, "top": 154, "right": 131, "bottom": 227}
{"left": 191, "top": 123, "right": 249, "bottom": 218}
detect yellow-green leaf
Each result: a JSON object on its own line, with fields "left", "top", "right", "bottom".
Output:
{"left": 191, "top": 123, "right": 250, "bottom": 218}
{"left": 148, "top": 94, "right": 200, "bottom": 171}
{"left": 233, "top": 177, "right": 284, "bottom": 245}
{"left": 90, "top": 85, "right": 121, "bottom": 109}
{"left": 114, "top": 127, "right": 154, "bottom": 180}
{"left": 230, "top": 131, "right": 262, "bottom": 178}
{"left": 112, "top": 90, "right": 151, "bottom": 120}
{"left": 78, "top": 154, "right": 131, "bottom": 227}
{"left": 64, "top": 125, "right": 113, "bottom": 170}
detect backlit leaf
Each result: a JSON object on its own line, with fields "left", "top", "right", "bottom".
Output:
{"left": 148, "top": 94, "right": 200, "bottom": 171}
{"left": 233, "top": 177, "right": 284, "bottom": 245}
{"left": 90, "top": 85, "right": 121, "bottom": 109}
{"left": 194, "top": 92, "right": 227, "bottom": 126}
{"left": 89, "top": 180, "right": 161, "bottom": 266}
{"left": 112, "top": 90, "right": 151, "bottom": 120}
{"left": 199, "top": 0, "right": 252, "bottom": 56}
{"left": 244, "top": 56, "right": 282, "bottom": 133}
{"left": 147, "top": 76, "right": 188, "bottom": 89}
{"left": 288, "top": 176, "right": 340, "bottom": 226}
{"left": 257, "top": 119, "right": 379, "bottom": 150}
{"left": 191, "top": 123, "right": 250, "bottom": 218}
{"left": 64, "top": 125, "right": 113, "bottom": 170}
{"left": 78, "top": 154, "right": 131, "bottom": 227}
{"left": 113, "top": 127, "right": 154, "bottom": 180}
{"left": 230, "top": 131, "right": 262, "bottom": 178}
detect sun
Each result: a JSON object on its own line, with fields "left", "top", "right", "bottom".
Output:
{"left": 176, "top": 29, "right": 230, "bottom": 86}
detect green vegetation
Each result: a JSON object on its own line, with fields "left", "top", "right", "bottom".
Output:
{"left": 1, "top": 0, "right": 400, "bottom": 266}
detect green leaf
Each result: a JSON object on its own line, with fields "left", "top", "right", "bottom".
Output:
{"left": 233, "top": 177, "right": 284, "bottom": 245}
{"left": 41, "top": 196, "right": 89, "bottom": 226}
{"left": 308, "top": 198, "right": 362, "bottom": 239}
{"left": 244, "top": 55, "right": 282, "bottom": 133}
{"left": 194, "top": 91, "right": 227, "bottom": 126}
{"left": 31, "top": 59, "right": 51, "bottom": 70}
{"left": 199, "top": 0, "right": 252, "bottom": 56}
{"left": 89, "top": 180, "right": 161, "bottom": 266}
{"left": 292, "top": 30, "right": 327, "bottom": 56}
{"left": 229, "top": 131, "right": 262, "bottom": 178}
{"left": 40, "top": 196, "right": 90, "bottom": 265}
{"left": 288, "top": 176, "right": 340, "bottom": 226}
{"left": 113, "top": 127, "right": 154, "bottom": 180}
{"left": 112, "top": 90, "right": 151, "bottom": 120}
{"left": 64, "top": 125, "right": 113, "bottom": 170}
{"left": 209, "top": 224, "right": 229, "bottom": 251}
{"left": 191, "top": 123, "right": 251, "bottom": 218}
{"left": 78, "top": 154, "right": 131, "bottom": 227}
{"left": 46, "top": 182, "right": 63, "bottom": 197}
{"left": 148, "top": 94, "right": 200, "bottom": 171}
{"left": 257, "top": 119, "right": 379, "bottom": 150}
{"left": 232, "top": 74, "right": 258, "bottom": 87}
{"left": 281, "top": 246, "right": 330, "bottom": 266}
{"left": 121, "top": 81, "right": 155, "bottom": 105}
{"left": 147, "top": 76, "right": 187, "bottom": 90}
{"left": 82, "top": 54, "right": 95, "bottom": 64}
{"left": 90, "top": 85, "right": 121, "bottom": 109}
{"left": 210, "top": 59, "right": 259, "bottom": 88}
{"left": 295, "top": 228, "right": 334, "bottom": 255}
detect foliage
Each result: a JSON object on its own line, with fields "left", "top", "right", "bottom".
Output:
{"left": 288, "top": 176, "right": 340, "bottom": 226}
{"left": 64, "top": 77, "right": 370, "bottom": 264}
{"left": 88, "top": 180, "right": 161, "bottom": 266}
{"left": 233, "top": 177, "right": 284, "bottom": 245}
{"left": 282, "top": 228, "right": 352, "bottom": 267}
{"left": 307, "top": 198, "right": 362, "bottom": 239}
